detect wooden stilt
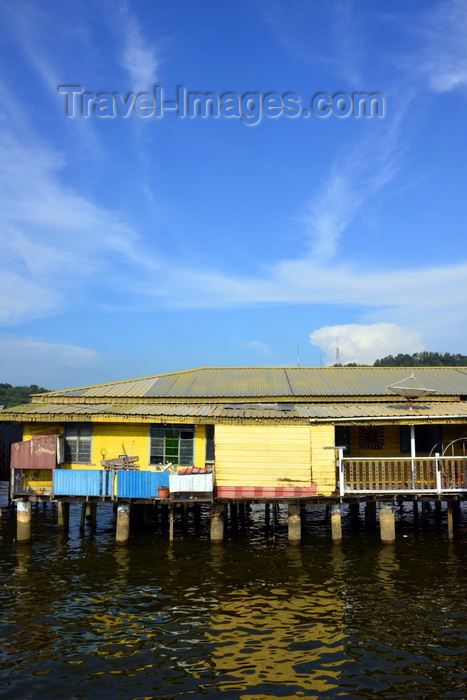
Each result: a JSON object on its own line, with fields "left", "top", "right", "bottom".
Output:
{"left": 169, "top": 504, "right": 174, "bottom": 542}
{"left": 79, "top": 503, "right": 86, "bottom": 532}
{"left": 57, "top": 502, "right": 70, "bottom": 531}
{"left": 447, "top": 501, "right": 454, "bottom": 540}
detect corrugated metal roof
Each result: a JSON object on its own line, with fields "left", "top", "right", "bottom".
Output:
{"left": 30, "top": 367, "right": 467, "bottom": 402}
{"left": 4, "top": 400, "right": 467, "bottom": 422}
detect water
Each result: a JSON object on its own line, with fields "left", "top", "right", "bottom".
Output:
{"left": 0, "top": 487, "right": 466, "bottom": 699}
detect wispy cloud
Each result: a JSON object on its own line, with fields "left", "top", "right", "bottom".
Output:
{"left": 0, "top": 130, "right": 162, "bottom": 324}
{"left": 297, "top": 115, "right": 401, "bottom": 262}
{"left": 239, "top": 340, "right": 271, "bottom": 355}
{"left": 117, "top": 1, "right": 160, "bottom": 90}
{"left": 0, "top": 337, "right": 99, "bottom": 387}
{"left": 310, "top": 323, "right": 423, "bottom": 365}
{"left": 416, "top": 0, "right": 467, "bottom": 93}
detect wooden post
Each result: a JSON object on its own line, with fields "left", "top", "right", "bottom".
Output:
{"left": 288, "top": 503, "right": 301, "bottom": 543}
{"left": 421, "top": 501, "right": 427, "bottom": 523}
{"left": 210, "top": 503, "right": 226, "bottom": 543}
{"left": 447, "top": 501, "right": 454, "bottom": 540}
{"left": 230, "top": 502, "right": 238, "bottom": 533}
{"left": 79, "top": 503, "right": 86, "bottom": 532}
{"left": 17, "top": 500, "right": 32, "bottom": 543}
{"left": 89, "top": 503, "right": 97, "bottom": 531}
{"left": 349, "top": 502, "right": 360, "bottom": 529}
{"left": 169, "top": 504, "right": 174, "bottom": 542}
{"left": 265, "top": 502, "right": 270, "bottom": 528}
{"left": 116, "top": 504, "right": 130, "bottom": 544}
{"left": 365, "top": 500, "right": 377, "bottom": 529}
{"left": 330, "top": 503, "right": 342, "bottom": 543}
{"left": 379, "top": 500, "right": 396, "bottom": 544}
{"left": 143, "top": 504, "right": 152, "bottom": 529}
{"left": 57, "top": 502, "right": 70, "bottom": 531}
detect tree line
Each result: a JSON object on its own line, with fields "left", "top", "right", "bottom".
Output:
{"left": 341, "top": 351, "right": 467, "bottom": 368}
{"left": 0, "top": 383, "right": 49, "bottom": 410}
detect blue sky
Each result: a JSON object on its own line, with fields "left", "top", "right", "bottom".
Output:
{"left": 1, "top": 0, "right": 467, "bottom": 389}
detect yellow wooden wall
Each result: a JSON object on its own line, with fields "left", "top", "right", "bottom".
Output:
{"left": 310, "top": 424, "right": 336, "bottom": 496}
{"left": 22, "top": 422, "right": 207, "bottom": 470}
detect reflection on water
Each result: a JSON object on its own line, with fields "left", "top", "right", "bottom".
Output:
{"left": 0, "top": 488, "right": 466, "bottom": 699}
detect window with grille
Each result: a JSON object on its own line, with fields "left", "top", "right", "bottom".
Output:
{"left": 150, "top": 424, "right": 195, "bottom": 466}
{"left": 64, "top": 423, "right": 93, "bottom": 464}
{"left": 205, "top": 425, "right": 215, "bottom": 462}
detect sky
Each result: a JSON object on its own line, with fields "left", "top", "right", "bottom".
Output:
{"left": 1, "top": 0, "right": 467, "bottom": 389}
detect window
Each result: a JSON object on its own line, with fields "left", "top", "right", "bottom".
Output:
{"left": 335, "top": 426, "right": 350, "bottom": 454}
{"left": 64, "top": 423, "right": 92, "bottom": 463}
{"left": 400, "top": 424, "right": 442, "bottom": 454}
{"left": 150, "top": 424, "right": 194, "bottom": 466}
{"left": 205, "top": 425, "right": 215, "bottom": 462}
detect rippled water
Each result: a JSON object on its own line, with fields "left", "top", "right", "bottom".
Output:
{"left": 0, "top": 486, "right": 466, "bottom": 699}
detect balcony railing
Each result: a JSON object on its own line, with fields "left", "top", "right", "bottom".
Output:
{"left": 340, "top": 456, "right": 467, "bottom": 495}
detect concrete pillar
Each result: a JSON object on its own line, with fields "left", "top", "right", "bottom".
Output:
{"left": 379, "top": 500, "right": 396, "bottom": 544}
{"left": 365, "top": 500, "right": 377, "bottom": 529}
{"left": 447, "top": 501, "right": 454, "bottom": 540}
{"left": 330, "top": 503, "right": 342, "bottom": 543}
{"left": 17, "top": 500, "right": 32, "bottom": 543}
{"left": 116, "top": 504, "right": 131, "bottom": 544}
{"left": 57, "top": 502, "right": 70, "bottom": 531}
{"left": 210, "top": 503, "right": 226, "bottom": 543}
{"left": 288, "top": 503, "right": 301, "bottom": 543}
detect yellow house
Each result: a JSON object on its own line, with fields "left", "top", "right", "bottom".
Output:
{"left": 3, "top": 366, "right": 467, "bottom": 505}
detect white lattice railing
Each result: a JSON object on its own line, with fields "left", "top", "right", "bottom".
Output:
{"left": 340, "top": 456, "right": 467, "bottom": 495}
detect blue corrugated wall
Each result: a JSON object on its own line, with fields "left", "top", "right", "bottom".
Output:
{"left": 54, "top": 469, "right": 113, "bottom": 497}
{"left": 116, "top": 470, "right": 170, "bottom": 498}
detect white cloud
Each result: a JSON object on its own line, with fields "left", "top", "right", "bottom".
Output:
{"left": 416, "top": 0, "right": 467, "bottom": 93}
{"left": 118, "top": 2, "right": 159, "bottom": 90}
{"left": 0, "top": 337, "right": 99, "bottom": 387}
{"left": 297, "top": 116, "right": 401, "bottom": 262}
{"left": 309, "top": 323, "right": 423, "bottom": 365}
{"left": 0, "top": 131, "right": 162, "bottom": 324}
{"left": 240, "top": 340, "right": 271, "bottom": 355}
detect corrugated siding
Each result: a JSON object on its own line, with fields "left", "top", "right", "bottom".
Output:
{"left": 53, "top": 469, "right": 113, "bottom": 496}
{"left": 11, "top": 436, "right": 58, "bottom": 469}
{"left": 169, "top": 473, "right": 213, "bottom": 493}
{"left": 116, "top": 470, "right": 170, "bottom": 498}
{"left": 214, "top": 425, "right": 312, "bottom": 487}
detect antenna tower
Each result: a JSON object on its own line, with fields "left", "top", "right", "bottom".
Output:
{"left": 335, "top": 337, "right": 340, "bottom": 365}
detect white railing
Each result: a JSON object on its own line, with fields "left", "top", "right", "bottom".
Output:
{"left": 340, "top": 454, "right": 467, "bottom": 495}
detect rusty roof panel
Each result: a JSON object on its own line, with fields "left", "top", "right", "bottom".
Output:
{"left": 5, "top": 400, "right": 467, "bottom": 422}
